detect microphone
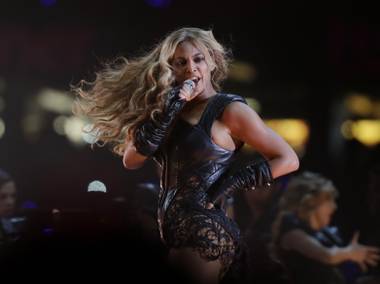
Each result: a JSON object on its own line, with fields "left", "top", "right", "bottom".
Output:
{"left": 173, "top": 79, "right": 197, "bottom": 92}
{"left": 170, "top": 79, "right": 196, "bottom": 101}
{"left": 183, "top": 79, "right": 196, "bottom": 91}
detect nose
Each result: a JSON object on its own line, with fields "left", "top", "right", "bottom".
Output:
{"left": 186, "top": 60, "right": 197, "bottom": 73}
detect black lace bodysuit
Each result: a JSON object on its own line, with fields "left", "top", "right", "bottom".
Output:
{"left": 153, "top": 93, "right": 247, "bottom": 277}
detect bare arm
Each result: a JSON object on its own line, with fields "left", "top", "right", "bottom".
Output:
{"left": 282, "top": 230, "right": 380, "bottom": 269}
{"left": 222, "top": 102, "right": 299, "bottom": 178}
{"left": 123, "top": 137, "right": 148, "bottom": 170}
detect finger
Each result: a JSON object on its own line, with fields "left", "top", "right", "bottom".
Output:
{"left": 358, "top": 261, "right": 368, "bottom": 273}
{"left": 206, "top": 203, "right": 214, "bottom": 209}
{"left": 179, "top": 89, "right": 191, "bottom": 101}
{"left": 365, "top": 258, "right": 378, "bottom": 267}
{"left": 179, "top": 93, "right": 186, "bottom": 99}
{"left": 367, "top": 253, "right": 380, "bottom": 261}
{"left": 351, "top": 231, "right": 360, "bottom": 244}
{"left": 366, "top": 246, "right": 380, "bottom": 253}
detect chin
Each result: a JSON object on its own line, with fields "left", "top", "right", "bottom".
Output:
{"left": 323, "top": 220, "right": 331, "bottom": 228}
{"left": 194, "top": 89, "right": 204, "bottom": 97}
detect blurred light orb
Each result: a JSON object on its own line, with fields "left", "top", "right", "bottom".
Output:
{"left": 63, "top": 116, "right": 86, "bottom": 144}
{"left": 352, "top": 120, "right": 380, "bottom": 147}
{"left": 88, "top": 180, "right": 107, "bottom": 193}
{"left": 345, "top": 94, "right": 372, "bottom": 116}
{"left": 145, "top": 0, "right": 171, "bottom": 8}
{"left": 53, "top": 115, "right": 68, "bottom": 135}
{"left": 40, "top": 0, "right": 57, "bottom": 7}
{"left": 82, "top": 123, "right": 101, "bottom": 144}
{"left": 21, "top": 200, "right": 38, "bottom": 209}
{"left": 340, "top": 120, "right": 354, "bottom": 139}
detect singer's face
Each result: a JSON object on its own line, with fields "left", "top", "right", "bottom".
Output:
{"left": 171, "top": 41, "right": 214, "bottom": 96}
{"left": 0, "top": 181, "right": 16, "bottom": 217}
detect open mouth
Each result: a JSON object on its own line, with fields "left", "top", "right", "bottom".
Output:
{"left": 192, "top": 77, "right": 200, "bottom": 83}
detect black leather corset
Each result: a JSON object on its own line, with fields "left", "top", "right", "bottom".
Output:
{"left": 153, "top": 93, "right": 247, "bottom": 239}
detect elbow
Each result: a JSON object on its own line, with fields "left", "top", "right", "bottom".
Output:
{"left": 122, "top": 141, "right": 147, "bottom": 170}
{"left": 123, "top": 156, "right": 144, "bottom": 170}
{"left": 123, "top": 160, "right": 137, "bottom": 170}
{"left": 283, "top": 152, "right": 299, "bottom": 174}
{"left": 289, "top": 153, "right": 300, "bottom": 172}
{"left": 122, "top": 147, "right": 147, "bottom": 170}
{"left": 268, "top": 153, "right": 299, "bottom": 179}
{"left": 322, "top": 250, "right": 338, "bottom": 265}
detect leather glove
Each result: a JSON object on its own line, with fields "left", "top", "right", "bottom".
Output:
{"left": 207, "top": 159, "right": 274, "bottom": 203}
{"left": 133, "top": 85, "right": 187, "bottom": 157}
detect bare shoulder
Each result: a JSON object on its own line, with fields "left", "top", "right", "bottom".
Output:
{"left": 223, "top": 100, "right": 255, "bottom": 118}
{"left": 221, "top": 100, "right": 263, "bottom": 131}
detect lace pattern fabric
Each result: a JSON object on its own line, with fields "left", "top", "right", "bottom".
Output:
{"left": 164, "top": 184, "right": 240, "bottom": 276}
{"left": 156, "top": 93, "right": 247, "bottom": 277}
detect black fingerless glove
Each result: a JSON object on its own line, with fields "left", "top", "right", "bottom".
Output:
{"left": 207, "top": 160, "right": 274, "bottom": 203}
{"left": 134, "top": 87, "right": 186, "bottom": 157}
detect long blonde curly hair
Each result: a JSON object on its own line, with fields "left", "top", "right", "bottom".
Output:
{"left": 72, "top": 27, "right": 231, "bottom": 156}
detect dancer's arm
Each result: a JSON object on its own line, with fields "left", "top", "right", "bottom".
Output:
{"left": 282, "top": 230, "right": 380, "bottom": 270}
{"left": 123, "top": 80, "right": 195, "bottom": 169}
{"left": 222, "top": 101, "right": 299, "bottom": 179}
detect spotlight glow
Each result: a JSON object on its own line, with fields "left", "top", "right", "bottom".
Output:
{"left": 36, "top": 88, "right": 73, "bottom": 114}
{"left": 345, "top": 94, "right": 372, "bottom": 116}
{"left": 40, "top": 0, "right": 57, "bottom": 7}
{"left": 88, "top": 180, "right": 107, "bottom": 193}
{"left": 352, "top": 120, "right": 380, "bottom": 147}
{"left": 63, "top": 116, "right": 86, "bottom": 144}
{"left": 82, "top": 124, "right": 101, "bottom": 144}
{"left": 145, "top": 0, "right": 171, "bottom": 8}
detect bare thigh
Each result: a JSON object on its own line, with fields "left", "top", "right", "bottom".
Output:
{"left": 169, "top": 247, "right": 222, "bottom": 284}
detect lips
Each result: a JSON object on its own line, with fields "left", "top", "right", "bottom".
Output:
{"left": 182, "top": 77, "right": 201, "bottom": 90}
{"left": 192, "top": 77, "right": 200, "bottom": 83}
{"left": 186, "top": 76, "right": 200, "bottom": 83}
{"left": 191, "top": 77, "right": 201, "bottom": 90}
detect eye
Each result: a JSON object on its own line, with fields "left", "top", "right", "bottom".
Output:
{"left": 193, "top": 56, "right": 205, "bottom": 63}
{"left": 173, "top": 59, "right": 186, "bottom": 68}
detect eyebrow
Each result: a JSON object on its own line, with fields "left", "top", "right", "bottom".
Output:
{"left": 174, "top": 52, "right": 204, "bottom": 60}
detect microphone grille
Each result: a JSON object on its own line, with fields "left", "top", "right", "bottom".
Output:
{"left": 183, "top": 79, "right": 195, "bottom": 90}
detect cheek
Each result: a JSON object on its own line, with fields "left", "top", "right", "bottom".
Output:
{"left": 173, "top": 69, "right": 184, "bottom": 80}
{"left": 314, "top": 207, "right": 328, "bottom": 224}
{"left": 320, "top": 208, "right": 332, "bottom": 223}
{"left": 201, "top": 63, "right": 212, "bottom": 75}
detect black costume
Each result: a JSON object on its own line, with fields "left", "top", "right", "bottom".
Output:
{"left": 134, "top": 92, "right": 273, "bottom": 278}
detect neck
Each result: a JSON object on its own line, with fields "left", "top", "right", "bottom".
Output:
{"left": 195, "top": 83, "right": 217, "bottom": 102}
